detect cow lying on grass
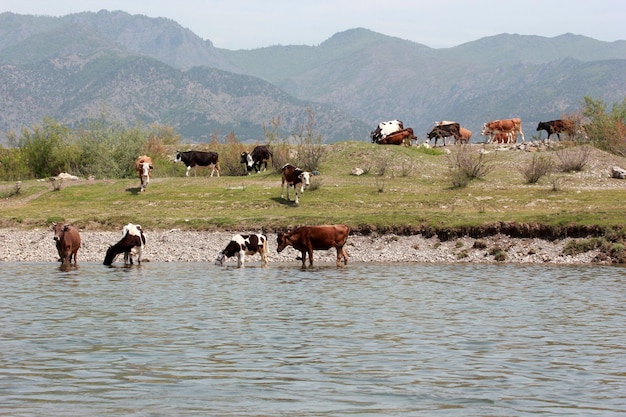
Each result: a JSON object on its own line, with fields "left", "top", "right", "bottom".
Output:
{"left": 215, "top": 234, "right": 268, "bottom": 267}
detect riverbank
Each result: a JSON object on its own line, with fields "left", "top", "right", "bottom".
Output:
{"left": 1, "top": 228, "right": 606, "bottom": 265}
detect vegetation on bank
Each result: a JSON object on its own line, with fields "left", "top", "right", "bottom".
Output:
{"left": 1, "top": 97, "right": 626, "bottom": 263}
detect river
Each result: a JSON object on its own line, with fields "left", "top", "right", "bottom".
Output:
{"left": 1, "top": 262, "right": 625, "bottom": 416}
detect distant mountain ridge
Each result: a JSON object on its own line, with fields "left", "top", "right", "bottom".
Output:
{"left": 0, "top": 11, "right": 624, "bottom": 144}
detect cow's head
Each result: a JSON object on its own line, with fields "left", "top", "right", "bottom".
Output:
{"left": 276, "top": 232, "right": 290, "bottom": 253}
{"left": 174, "top": 152, "right": 182, "bottom": 163}
{"left": 140, "top": 162, "right": 151, "bottom": 177}
{"left": 299, "top": 171, "right": 311, "bottom": 190}
{"left": 536, "top": 122, "right": 548, "bottom": 131}
{"left": 51, "top": 222, "right": 69, "bottom": 241}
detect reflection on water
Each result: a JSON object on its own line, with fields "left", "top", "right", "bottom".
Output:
{"left": 1, "top": 262, "right": 625, "bottom": 416}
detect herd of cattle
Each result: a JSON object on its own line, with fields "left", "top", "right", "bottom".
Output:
{"left": 51, "top": 222, "right": 350, "bottom": 268}
{"left": 370, "top": 118, "right": 576, "bottom": 146}
{"left": 54, "top": 117, "right": 575, "bottom": 268}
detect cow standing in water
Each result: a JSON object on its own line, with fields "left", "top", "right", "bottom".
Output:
{"left": 215, "top": 234, "right": 268, "bottom": 267}
{"left": 103, "top": 223, "right": 146, "bottom": 265}
{"left": 135, "top": 155, "right": 152, "bottom": 192}
{"left": 277, "top": 224, "right": 350, "bottom": 267}
{"left": 52, "top": 223, "right": 81, "bottom": 266}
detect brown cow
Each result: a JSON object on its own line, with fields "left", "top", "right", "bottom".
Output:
{"left": 277, "top": 224, "right": 349, "bottom": 267}
{"left": 482, "top": 118, "right": 524, "bottom": 143}
{"left": 51, "top": 223, "right": 81, "bottom": 265}
{"left": 135, "top": 155, "right": 153, "bottom": 192}
{"left": 281, "top": 163, "right": 311, "bottom": 205}
{"left": 377, "top": 128, "right": 416, "bottom": 145}
{"left": 458, "top": 127, "right": 472, "bottom": 144}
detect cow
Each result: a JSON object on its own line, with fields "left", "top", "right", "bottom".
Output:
{"left": 215, "top": 233, "right": 268, "bottom": 267}
{"left": 376, "top": 127, "right": 416, "bottom": 145}
{"left": 536, "top": 119, "right": 575, "bottom": 141}
{"left": 481, "top": 118, "right": 524, "bottom": 143}
{"left": 276, "top": 224, "right": 349, "bottom": 267}
{"left": 175, "top": 150, "right": 220, "bottom": 177}
{"left": 370, "top": 120, "right": 403, "bottom": 143}
{"left": 135, "top": 155, "right": 152, "bottom": 192}
{"left": 458, "top": 127, "right": 472, "bottom": 144}
{"left": 427, "top": 122, "right": 461, "bottom": 146}
{"left": 240, "top": 145, "right": 273, "bottom": 174}
{"left": 491, "top": 132, "right": 511, "bottom": 144}
{"left": 281, "top": 163, "right": 311, "bottom": 205}
{"left": 51, "top": 222, "right": 81, "bottom": 266}
{"left": 103, "top": 223, "right": 146, "bottom": 266}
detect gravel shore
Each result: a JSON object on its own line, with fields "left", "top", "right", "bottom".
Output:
{"left": 0, "top": 228, "right": 603, "bottom": 265}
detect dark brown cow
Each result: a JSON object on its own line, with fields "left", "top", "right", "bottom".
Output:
{"left": 427, "top": 123, "right": 461, "bottom": 146}
{"left": 51, "top": 223, "right": 81, "bottom": 265}
{"left": 377, "top": 128, "right": 416, "bottom": 145}
{"left": 536, "top": 119, "right": 575, "bottom": 141}
{"left": 276, "top": 224, "right": 349, "bottom": 267}
{"left": 281, "top": 163, "right": 311, "bottom": 205}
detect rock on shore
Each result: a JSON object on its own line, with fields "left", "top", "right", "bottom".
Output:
{"left": 0, "top": 228, "right": 602, "bottom": 265}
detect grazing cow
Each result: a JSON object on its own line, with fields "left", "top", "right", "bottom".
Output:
{"left": 215, "top": 233, "right": 268, "bottom": 267}
{"left": 135, "top": 155, "right": 152, "bottom": 192}
{"left": 276, "top": 224, "right": 349, "bottom": 267}
{"left": 103, "top": 223, "right": 146, "bottom": 266}
{"left": 482, "top": 118, "right": 524, "bottom": 143}
{"left": 427, "top": 122, "right": 461, "bottom": 146}
{"left": 536, "top": 119, "right": 575, "bottom": 141}
{"left": 458, "top": 127, "right": 472, "bottom": 144}
{"left": 241, "top": 145, "right": 273, "bottom": 174}
{"left": 370, "top": 120, "right": 404, "bottom": 143}
{"left": 281, "top": 163, "right": 311, "bottom": 205}
{"left": 376, "top": 127, "right": 416, "bottom": 145}
{"left": 175, "top": 150, "right": 220, "bottom": 177}
{"left": 51, "top": 223, "right": 81, "bottom": 265}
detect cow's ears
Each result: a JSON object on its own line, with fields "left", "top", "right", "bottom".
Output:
{"left": 63, "top": 224, "right": 70, "bottom": 231}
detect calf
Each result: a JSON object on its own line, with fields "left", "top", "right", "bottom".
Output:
{"left": 276, "top": 224, "right": 349, "bottom": 267}
{"left": 103, "top": 223, "right": 146, "bottom": 265}
{"left": 281, "top": 163, "right": 311, "bottom": 205}
{"left": 175, "top": 150, "right": 220, "bottom": 177}
{"left": 215, "top": 233, "right": 268, "bottom": 267}
{"left": 51, "top": 223, "right": 81, "bottom": 265}
{"left": 240, "top": 145, "right": 273, "bottom": 174}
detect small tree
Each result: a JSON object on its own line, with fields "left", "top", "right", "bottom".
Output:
{"left": 582, "top": 96, "right": 626, "bottom": 156}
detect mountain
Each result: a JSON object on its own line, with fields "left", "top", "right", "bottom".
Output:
{"left": 0, "top": 11, "right": 625, "bottom": 144}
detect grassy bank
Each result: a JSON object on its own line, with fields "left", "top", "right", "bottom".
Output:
{"left": 1, "top": 141, "right": 625, "bottom": 239}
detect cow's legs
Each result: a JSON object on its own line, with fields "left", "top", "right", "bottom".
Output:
{"left": 237, "top": 251, "right": 245, "bottom": 267}
{"left": 259, "top": 246, "right": 268, "bottom": 266}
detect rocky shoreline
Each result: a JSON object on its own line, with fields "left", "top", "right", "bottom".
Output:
{"left": 0, "top": 228, "right": 605, "bottom": 265}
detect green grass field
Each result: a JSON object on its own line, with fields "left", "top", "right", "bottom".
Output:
{"left": 1, "top": 141, "right": 625, "bottom": 236}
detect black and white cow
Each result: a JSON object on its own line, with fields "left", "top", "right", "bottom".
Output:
{"left": 240, "top": 145, "right": 273, "bottom": 174}
{"left": 103, "top": 223, "right": 146, "bottom": 265}
{"left": 370, "top": 120, "right": 403, "bottom": 143}
{"left": 215, "top": 233, "right": 268, "bottom": 267}
{"left": 175, "top": 150, "right": 221, "bottom": 177}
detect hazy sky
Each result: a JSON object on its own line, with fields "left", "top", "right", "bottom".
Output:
{"left": 2, "top": 0, "right": 625, "bottom": 50}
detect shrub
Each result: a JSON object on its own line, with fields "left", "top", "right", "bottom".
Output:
{"left": 555, "top": 145, "right": 590, "bottom": 172}
{"left": 447, "top": 145, "right": 495, "bottom": 188}
{"left": 519, "top": 154, "right": 554, "bottom": 184}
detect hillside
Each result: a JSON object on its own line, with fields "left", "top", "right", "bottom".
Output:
{"left": 0, "top": 11, "right": 625, "bottom": 145}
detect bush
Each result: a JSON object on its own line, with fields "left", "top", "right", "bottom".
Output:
{"left": 447, "top": 145, "right": 495, "bottom": 188}
{"left": 555, "top": 145, "right": 590, "bottom": 172}
{"left": 519, "top": 154, "right": 554, "bottom": 184}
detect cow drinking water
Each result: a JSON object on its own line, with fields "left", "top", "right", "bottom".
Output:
{"left": 215, "top": 233, "right": 268, "bottom": 267}
{"left": 51, "top": 222, "right": 81, "bottom": 265}
{"left": 276, "top": 224, "right": 349, "bottom": 267}
{"left": 103, "top": 223, "right": 146, "bottom": 265}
